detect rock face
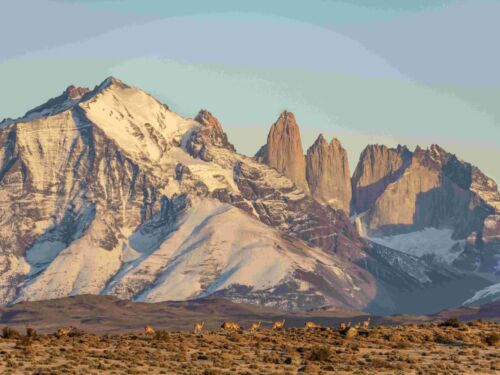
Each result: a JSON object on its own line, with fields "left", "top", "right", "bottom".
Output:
{"left": 260, "top": 111, "right": 309, "bottom": 192}
{"left": 356, "top": 144, "right": 500, "bottom": 279}
{"left": 361, "top": 145, "right": 499, "bottom": 237}
{"left": 306, "top": 134, "right": 352, "bottom": 213}
{"left": 351, "top": 145, "right": 412, "bottom": 214}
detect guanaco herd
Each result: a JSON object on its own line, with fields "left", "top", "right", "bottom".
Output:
{"left": 140, "top": 317, "right": 371, "bottom": 335}
{"left": 54, "top": 318, "right": 371, "bottom": 337}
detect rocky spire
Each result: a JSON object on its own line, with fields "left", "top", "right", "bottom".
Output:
{"left": 306, "top": 134, "right": 352, "bottom": 213}
{"left": 194, "top": 109, "right": 235, "bottom": 152}
{"left": 261, "top": 111, "right": 309, "bottom": 192}
{"left": 185, "top": 110, "right": 236, "bottom": 161}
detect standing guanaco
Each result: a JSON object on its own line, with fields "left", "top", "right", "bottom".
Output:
{"left": 272, "top": 320, "right": 285, "bottom": 330}
{"left": 304, "top": 321, "right": 320, "bottom": 330}
{"left": 144, "top": 325, "right": 155, "bottom": 336}
{"left": 249, "top": 321, "right": 261, "bottom": 331}
{"left": 221, "top": 322, "right": 241, "bottom": 330}
{"left": 193, "top": 321, "right": 204, "bottom": 334}
{"left": 57, "top": 327, "right": 72, "bottom": 336}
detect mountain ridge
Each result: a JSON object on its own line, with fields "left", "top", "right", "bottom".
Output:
{"left": 0, "top": 77, "right": 498, "bottom": 313}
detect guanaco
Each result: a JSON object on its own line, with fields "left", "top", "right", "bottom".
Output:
{"left": 304, "top": 321, "right": 320, "bottom": 330}
{"left": 362, "top": 318, "right": 371, "bottom": 329}
{"left": 57, "top": 327, "right": 72, "bottom": 336}
{"left": 221, "top": 322, "right": 241, "bottom": 330}
{"left": 249, "top": 321, "right": 261, "bottom": 331}
{"left": 144, "top": 325, "right": 155, "bottom": 336}
{"left": 193, "top": 321, "right": 204, "bottom": 334}
{"left": 272, "top": 320, "right": 285, "bottom": 330}
{"left": 338, "top": 322, "right": 347, "bottom": 331}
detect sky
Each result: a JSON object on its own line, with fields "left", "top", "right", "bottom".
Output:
{"left": 1, "top": 0, "right": 499, "bottom": 182}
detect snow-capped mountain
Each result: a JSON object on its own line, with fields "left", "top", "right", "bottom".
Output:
{"left": 0, "top": 77, "right": 496, "bottom": 313}
{"left": 0, "top": 78, "right": 372, "bottom": 311}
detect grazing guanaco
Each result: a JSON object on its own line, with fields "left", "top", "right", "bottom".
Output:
{"left": 362, "top": 318, "right": 371, "bottom": 329}
{"left": 221, "top": 322, "right": 241, "bottom": 331}
{"left": 272, "top": 320, "right": 285, "bottom": 330}
{"left": 249, "top": 321, "right": 261, "bottom": 331}
{"left": 304, "top": 321, "right": 320, "bottom": 330}
{"left": 193, "top": 321, "right": 204, "bottom": 334}
{"left": 144, "top": 325, "right": 155, "bottom": 336}
{"left": 57, "top": 327, "right": 72, "bottom": 336}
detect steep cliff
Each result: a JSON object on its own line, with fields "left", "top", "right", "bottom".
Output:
{"left": 351, "top": 144, "right": 412, "bottom": 214}
{"left": 306, "top": 134, "right": 352, "bottom": 213}
{"left": 362, "top": 145, "right": 498, "bottom": 237}
{"left": 358, "top": 144, "right": 500, "bottom": 276}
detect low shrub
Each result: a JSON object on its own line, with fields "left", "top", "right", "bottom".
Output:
{"left": 26, "top": 327, "right": 37, "bottom": 337}
{"left": 439, "top": 318, "right": 461, "bottom": 328}
{"left": 308, "top": 345, "right": 331, "bottom": 362}
{"left": 2, "top": 327, "right": 21, "bottom": 339}
{"left": 484, "top": 333, "right": 499, "bottom": 346}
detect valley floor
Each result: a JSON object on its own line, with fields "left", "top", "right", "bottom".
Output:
{"left": 0, "top": 321, "right": 498, "bottom": 374}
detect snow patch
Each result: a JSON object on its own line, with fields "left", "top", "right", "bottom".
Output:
{"left": 464, "top": 282, "right": 500, "bottom": 305}
{"left": 16, "top": 219, "right": 123, "bottom": 302}
{"left": 367, "top": 228, "right": 463, "bottom": 264}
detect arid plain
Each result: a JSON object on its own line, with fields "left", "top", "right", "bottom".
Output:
{"left": 0, "top": 319, "right": 498, "bottom": 374}
{"left": 0, "top": 296, "right": 498, "bottom": 374}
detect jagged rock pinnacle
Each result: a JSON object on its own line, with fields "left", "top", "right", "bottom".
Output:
{"left": 262, "top": 111, "right": 309, "bottom": 192}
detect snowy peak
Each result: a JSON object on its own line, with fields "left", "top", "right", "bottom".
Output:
{"left": 93, "top": 76, "right": 129, "bottom": 94}
{"left": 78, "top": 77, "right": 197, "bottom": 165}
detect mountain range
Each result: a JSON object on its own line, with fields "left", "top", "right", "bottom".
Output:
{"left": 0, "top": 77, "right": 498, "bottom": 314}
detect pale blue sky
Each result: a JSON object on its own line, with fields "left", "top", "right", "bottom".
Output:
{"left": 1, "top": 0, "right": 499, "bottom": 182}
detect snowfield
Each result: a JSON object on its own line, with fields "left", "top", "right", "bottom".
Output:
{"left": 367, "top": 228, "right": 464, "bottom": 265}
{"left": 464, "top": 282, "right": 500, "bottom": 305}
{"left": 14, "top": 197, "right": 355, "bottom": 309}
